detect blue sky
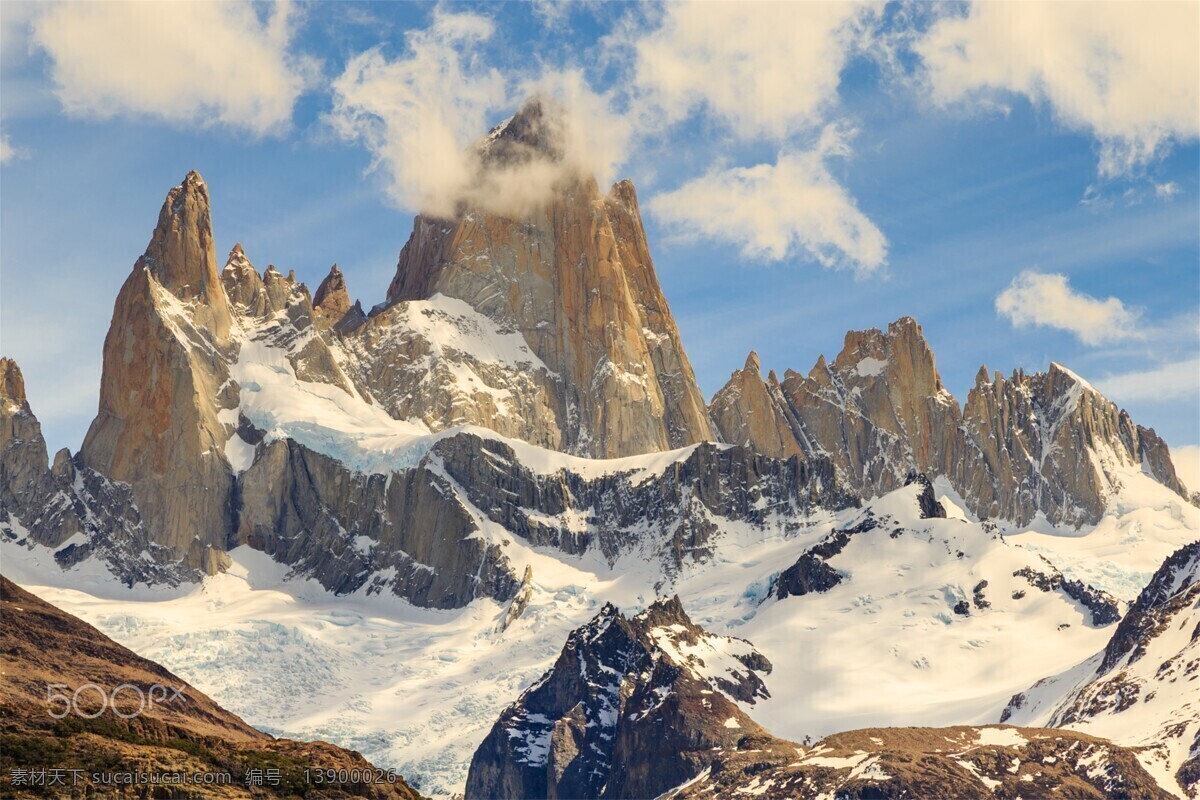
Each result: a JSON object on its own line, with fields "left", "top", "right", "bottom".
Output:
{"left": 1, "top": 1, "right": 1197, "bottom": 482}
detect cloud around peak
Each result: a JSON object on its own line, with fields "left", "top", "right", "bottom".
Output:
{"left": 327, "top": 9, "right": 631, "bottom": 218}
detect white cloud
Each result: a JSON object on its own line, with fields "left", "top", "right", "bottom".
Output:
{"left": 632, "top": 1, "right": 878, "bottom": 140}
{"left": 1096, "top": 359, "right": 1200, "bottom": 403}
{"left": 917, "top": 2, "right": 1200, "bottom": 177}
{"left": 1171, "top": 444, "right": 1200, "bottom": 495}
{"left": 328, "top": 3, "right": 887, "bottom": 266}
{"left": 1156, "top": 182, "right": 1181, "bottom": 199}
{"left": 329, "top": 10, "right": 632, "bottom": 218}
{"left": 328, "top": 10, "right": 505, "bottom": 216}
{"left": 32, "top": 1, "right": 311, "bottom": 136}
{"left": 996, "top": 271, "right": 1141, "bottom": 345}
{"left": 648, "top": 125, "right": 887, "bottom": 272}
{"left": 0, "top": 133, "right": 16, "bottom": 164}
{"left": 624, "top": 3, "right": 891, "bottom": 271}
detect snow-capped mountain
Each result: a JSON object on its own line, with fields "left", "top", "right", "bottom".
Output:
{"left": 1002, "top": 541, "right": 1200, "bottom": 795}
{"left": 2, "top": 100, "right": 1199, "bottom": 799}
{"left": 10, "top": 477, "right": 1191, "bottom": 796}
{"left": 467, "top": 589, "right": 1173, "bottom": 800}
{"left": 466, "top": 596, "right": 772, "bottom": 799}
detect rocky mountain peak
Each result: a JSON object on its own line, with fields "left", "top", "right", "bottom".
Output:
{"left": 632, "top": 593, "right": 692, "bottom": 631}
{"left": 313, "top": 263, "right": 352, "bottom": 331}
{"left": 480, "top": 96, "right": 564, "bottom": 167}
{"left": 139, "top": 170, "right": 232, "bottom": 341}
{"left": 372, "top": 109, "right": 715, "bottom": 458}
{"left": 743, "top": 350, "right": 762, "bottom": 374}
{"left": 0, "top": 357, "right": 28, "bottom": 412}
{"left": 829, "top": 315, "right": 943, "bottom": 393}
{"left": 714, "top": 311, "right": 1191, "bottom": 526}
{"left": 710, "top": 349, "right": 804, "bottom": 459}
{"left": 220, "top": 243, "right": 266, "bottom": 313}
{"left": 467, "top": 596, "right": 772, "bottom": 799}
{"left": 80, "top": 172, "right": 239, "bottom": 570}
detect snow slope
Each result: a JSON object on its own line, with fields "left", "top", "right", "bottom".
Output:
{"left": 1002, "top": 542, "right": 1200, "bottom": 795}
{"left": 8, "top": 480, "right": 1178, "bottom": 797}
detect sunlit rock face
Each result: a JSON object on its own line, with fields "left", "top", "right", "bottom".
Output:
{"left": 379, "top": 99, "right": 716, "bottom": 459}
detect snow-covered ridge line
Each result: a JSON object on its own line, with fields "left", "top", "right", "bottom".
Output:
{"left": 230, "top": 307, "right": 716, "bottom": 480}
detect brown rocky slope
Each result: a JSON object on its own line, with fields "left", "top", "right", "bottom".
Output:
{"left": 0, "top": 575, "right": 424, "bottom": 799}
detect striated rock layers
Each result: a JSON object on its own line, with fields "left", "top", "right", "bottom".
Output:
{"left": 373, "top": 100, "right": 715, "bottom": 458}
{"left": 465, "top": 596, "right": 773, "bottom": 800}
{"left": 710, "top": 317, "right": 1188, "bottom": 527}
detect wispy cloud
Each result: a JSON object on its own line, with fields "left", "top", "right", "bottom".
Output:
{"left": 1096, "top": 358, "right": 1200, "bottom": 403}
{"left": 31, "top": 1, "right": 314, "bottom": 136}
{"left": 995, "top": 271, "right": 1141, "bottom": 345}
{"left": 327, "top": 10, "right": 631, "bottom": 219}
{"left": 628, "top": 2, "right": 888, "bottom": 271}
{"left": 917, "top": 2, "right": 1200, "bottom": 177}
{"left": 0, "top": 131, "right": 22, "bottom": 164}
{"left": 1172, "top": 444, "right": 1200, "bottom": 495}
{"left": 631, "top": 1, "right": 878, "bottom": 140}
{"left": 648, "top": 125, "right": 887, "bottom": 273}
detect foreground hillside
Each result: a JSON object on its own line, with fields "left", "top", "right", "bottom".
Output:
{"left": 0, "top": 576, "right": 424, "bottom": 799}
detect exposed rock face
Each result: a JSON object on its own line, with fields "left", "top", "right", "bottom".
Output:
{"left": 709, "top": 352, "right": 804, "bottom": 460}
{"left": 1003, "top": 542, "right": 1200, "bottom": 795}
{"left": 431, "top": 434, "right": 855, "bottom": 568}
{"left": 711, "top": 318, "right": 1190, "bottom": 527}
{"left": 465, "top": 596, "right": 772, "bottom": 800}
{"left": 222, "top": 245, "right": 356, "bottom": 395}
{"left": 0, "top": 576, "right": 425, "bottom": 800}
{"left": 771, "top": 529, "right": 850, "bottom": 600}
{"left": 342, "top": 295, "right": 567, "bottom": 448}
{"left": 960, "top": 363, "right": 1187, "bottom": 527}
{"left": 235, "top": 438, "right": 523, "bottom": 609}
{"left": 659, "top": 726, "right": 1174, "bottom": 800}
{"left": 0, "top": 358, "right": 66, "bottom": 545}
{"left": 1, "top": 358, "right": 187, "bottom": 585}
{"left": 468, "top": 589, "right": 1162, "bottom": 800}
{"left": 79, "top": 172, "right": 237, "bottom": 571}
{"left": 231, "top": 432, "right": 853, "bottom": 608}
{"left": 1011, "top": 559, "right": 1121, "bottom": 626}
{"left": 312, "top": 263, "right": 352, "bottom": 331}
{"left": 379, "top": 100, "right": 715, "bottom": 458}
{"left": 779, "top": 317, "right": 966, "bottom": 494}
{"left": 220, "top": 243, "right": 268, "bottom": 315}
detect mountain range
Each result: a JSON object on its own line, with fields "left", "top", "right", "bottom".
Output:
{"left": 2, "top": 100, "right": 1198, "bottom": 798}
